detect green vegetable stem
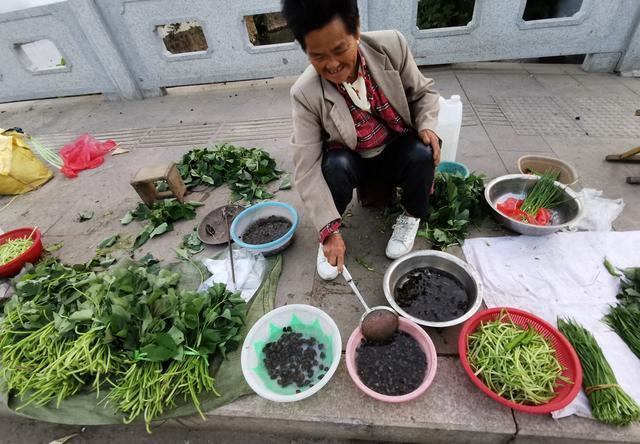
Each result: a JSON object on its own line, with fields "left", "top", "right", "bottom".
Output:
{"left": 557, "top": 318, "right": 640, "bottom": 426}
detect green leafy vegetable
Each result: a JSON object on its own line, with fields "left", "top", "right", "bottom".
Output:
{"left": 177, "top": 143, "right": 283, "bottom": 203}
{"left": 417, "top": 172, "right": 488, "bottom": 249}
{"left": 602, "top": 259, "right": 640, "bottom": 359}
{"left": 557, "top": 318, "right": 640, "bottom": 426}
{"left": 98, "top": 234, "right": 120, "bottom": 249}
{"left": 1, "top": 257, "right": 246, "bottom": 432}
{"left": 123, "top": 199, "right": 204, "bottom": 249}
{"left": 279, "top": 173, "right": 292, "bottom": 190}
{"left": 182, "top": 226, "right": 204, "bottom": 255}
{"left": 77, "top": 211, "right": 94, "bottom": 222}
{"left": 604, "top": 305, "right": 640, "bottom": 359}
{"left": 356, "top": 257, "right": 375, "bottom": 272}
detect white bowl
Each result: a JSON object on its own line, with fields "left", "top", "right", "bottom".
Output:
{"left": 240, "top": 304, "right": 342, "bottom": 402}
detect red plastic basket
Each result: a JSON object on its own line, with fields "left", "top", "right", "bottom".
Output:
{"left": 0, "top": 227, "right": 43, "bottom": 278}
{"left": 458, "top": 307, "right": 582, "bottom": 414}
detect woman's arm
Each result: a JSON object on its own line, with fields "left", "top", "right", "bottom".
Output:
{"left": 290, "top": 86, "right": 342, "bottom": 232}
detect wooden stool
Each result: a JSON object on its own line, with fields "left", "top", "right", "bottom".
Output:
{"left": 131, "top": 163, "right": 186, "bottom": 207}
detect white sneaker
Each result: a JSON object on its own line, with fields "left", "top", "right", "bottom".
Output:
{"left": 316, "top": 244, "right": 339, "bottom": 281}
{"left": 386, "top": 214, "right": 421, "bottom": 259}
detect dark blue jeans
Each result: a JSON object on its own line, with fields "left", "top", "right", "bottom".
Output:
{"left": 321, "top": 134, "right": 435, "bottom": 219}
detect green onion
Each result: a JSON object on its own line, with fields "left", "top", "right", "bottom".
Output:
{"left": 29, "top": 137, "right": 63, "bottom": 170}
{"left": 0, "top": 237, "right": 34, "bottom": 265}
{"left": 467, "top": 311, "right": 570, "bottom": 405}
{"left": 557, "top": 318, "right": 640, "bottom": 426}
{"left": 521, "top": 170, "right": 563, "bottom": 216}
{"left": 604, "top": 305, "right": 640, "bottom": 359}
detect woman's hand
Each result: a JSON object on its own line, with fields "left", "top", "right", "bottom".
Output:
{"left": 323, "top": 233, "right": 346, "bottom": 272}
{"left": 419, "top": 129, "right": 441, "bottom": 166}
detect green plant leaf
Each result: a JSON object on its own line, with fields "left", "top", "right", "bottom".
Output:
{"left": 149, "top": 222, "right": 169, "bottom": 238}
{"left": 98, "top": 234, "right": 120, "bottom": 249}
{"left": 120, "top": 211, "right": 134, "bottom": 225}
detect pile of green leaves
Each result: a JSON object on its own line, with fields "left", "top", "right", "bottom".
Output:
{"left": 177, "top": 143, "right": 282, "bottom": 202}
{"left": 417, "top": 172, "right": 488, "bottom": 249}
{"left": 121, "top": 198, "right": 203, "bottom": 248}
{"left": 0, "top": 256, "right": 246, "bottom": 432}
{"left": 603, "top": 259, "right": 640, "bottom": 359}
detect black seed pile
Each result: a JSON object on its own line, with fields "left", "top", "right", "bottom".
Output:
{"left": 263, "top": 327, "right": 330, "bottom": 389}
{"left": 242, "top": 216, "right": 292, "bottom": 245}
{"left": 394, "top": 266, "right": 470, "bottom": 322}
{"left": 356, "top": 331, "right": 427, "bottom": 396}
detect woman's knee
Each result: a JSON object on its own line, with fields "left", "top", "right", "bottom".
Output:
{"left": 405, "top": 138, "right": 434, "bottom": 166}
{"left": 322, "top": 150, "right": 359, "bottom": 177}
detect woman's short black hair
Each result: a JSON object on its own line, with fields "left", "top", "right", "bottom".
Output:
{"left": 281, "top": 0, "right": 360, "bottom": 51}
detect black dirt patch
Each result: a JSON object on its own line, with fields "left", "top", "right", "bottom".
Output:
{"left": 394, "top": 266, "right": 470, "bottom": 322}
{"left": 356, "top": 331, "right": 426, "bottom": 396}
{"left": 242, "top": 215, "right": 292, "bottom": 245}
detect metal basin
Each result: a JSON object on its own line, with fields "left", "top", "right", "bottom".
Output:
{"left": 485, "top": 174, "right": 582, "bottom": 236}
{"left": 383, "top": 250, "right": 483, "bottom": 328}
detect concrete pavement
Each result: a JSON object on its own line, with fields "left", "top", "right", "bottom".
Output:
{"left": 0, "top": 62, "right": 639, "bottom": 444}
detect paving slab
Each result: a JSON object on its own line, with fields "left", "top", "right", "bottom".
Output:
{"left": 569, "top": 74, "right": 640, "bottom": 98}
{"left": 455, "top": 72, "right": 549, "bottom": 104}
{"left": 186, "top": 357, "right": 516, "bottom": 444}
{"left": 2, "top": 62, "right": 640, "bottom": 443}
{"left": 617, "top": 77, "right": 640, "bottom": 95}
{"left": 541, "top": 136, "right": 640, "bottom": 231}
{"left": 457, "top": 125, "right": 509, "bottom": 178}
{"left": 513, "top": 412, "right": 640, "bottom": 444}
{"left": 0, "top": 415, "right": 359, "bottom": 444}
{"left": 485, "top": 125, "right": 555, "bottom": 153}
{"left": 530, "top": 74, "right": 594, "bottom": 98}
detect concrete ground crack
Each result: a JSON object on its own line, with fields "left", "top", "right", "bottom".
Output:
{"left": 506, "top": 409, "right": 520, "bottom": 443}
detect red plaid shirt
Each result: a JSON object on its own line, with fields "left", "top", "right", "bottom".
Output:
{"left": 320, "top": 51, "right": 412, "bottom": 243}
{"left": 328, "top": 49, "right": 411, "bottom": 152}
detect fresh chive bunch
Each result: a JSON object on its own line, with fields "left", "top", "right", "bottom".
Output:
{"left": 557, "top": 318, "right": 640, "bottom": 426}
{"left": 521, "top": 170, "right": 563, "bottom": 216}
{"left": 604, "top": 305, "right": 640, "bottom": 359}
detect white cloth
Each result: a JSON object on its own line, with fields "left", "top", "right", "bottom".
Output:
{"left": 569, "top": 188, "right": 624, "bottom": 232}
{"left": 462, "top": 231, "right": 640, "bottom": 419}
{"left": 198, "top": 247, "right": 266, "bottom": 302}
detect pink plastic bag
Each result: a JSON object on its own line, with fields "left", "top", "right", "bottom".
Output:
{"left": 60, "top": 134, "right": 116, "bottom": 178}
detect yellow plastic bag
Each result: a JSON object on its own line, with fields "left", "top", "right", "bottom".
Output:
{"left": 0, "top": 129, "right": 53, "bottom": 195}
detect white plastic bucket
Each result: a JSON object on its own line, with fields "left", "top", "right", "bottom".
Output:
{"left": 435, "top": 95, "right": 463, "bottom": 163}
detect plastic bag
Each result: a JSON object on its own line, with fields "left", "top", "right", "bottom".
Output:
{"left": 0, "top": 128, "right": 53, "bottom": 195}
{"left": 198, "top": 246, "right": 266, "bottom": 302}
{"left": 60, "top": 134, "right": 116, "bottom": 178}
{"left": 569, "top": 188, "right": 625, "bottom": 231}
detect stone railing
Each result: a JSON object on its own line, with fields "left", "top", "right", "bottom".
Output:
{"left": 0, "top": 0, "right": 638, "bottom": 103}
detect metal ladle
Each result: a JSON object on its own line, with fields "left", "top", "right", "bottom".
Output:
{"left": 342, "top": 267, "right": 399, "bottom": 342}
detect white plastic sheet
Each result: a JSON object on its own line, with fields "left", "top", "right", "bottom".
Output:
{"left": 462, "top": 231, "right": 640, "bottom": 419}
{"left": 198, "top": 246, "right": 266, "bottom": 302}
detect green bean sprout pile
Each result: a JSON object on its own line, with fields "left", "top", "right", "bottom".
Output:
{"left": 467, "top": 312, "right": 571, "bottom": 405}
{"left": 0, "top": 238, "right": 34, "bottom": 265}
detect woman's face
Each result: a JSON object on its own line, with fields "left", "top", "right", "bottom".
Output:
{"left": 304, "top": 16, "right": 360, "bottom": 85}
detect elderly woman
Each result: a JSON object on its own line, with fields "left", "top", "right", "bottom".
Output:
{"left": 282, "top": 0, "right": 441, "bottom": 280}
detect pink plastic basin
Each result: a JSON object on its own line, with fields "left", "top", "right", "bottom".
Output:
{"left": 345, "top": 317, "right": 438, "bottom": 403}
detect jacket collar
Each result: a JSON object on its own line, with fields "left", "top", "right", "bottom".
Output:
{"left": 318, "top": 35, "right": 412, "bottom": 148}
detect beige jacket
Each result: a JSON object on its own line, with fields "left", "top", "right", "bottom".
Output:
{"left": 289, "top": 29, "right": 440, "bottom": 232}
